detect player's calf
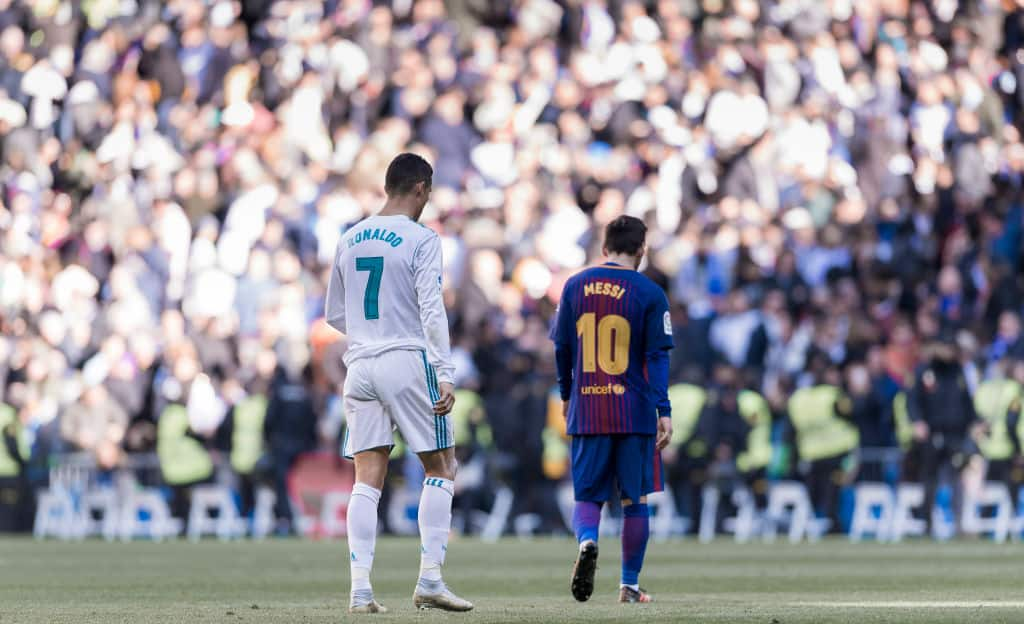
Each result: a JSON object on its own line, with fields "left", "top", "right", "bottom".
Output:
{"left": 620, "top": 502, "right": 650, "bottom": 598}
{"left": 347, "top": 482, "right": 383, "bottom": 613}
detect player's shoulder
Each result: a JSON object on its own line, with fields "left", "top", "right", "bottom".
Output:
{"left": 408, "top": 223, "right": 440, "bottom": 257}
{"left": 566, "top": 265, "right": 600, "bottom": 285}
{"left": 374, "top": 214, "right": 434, "bottom": 241}
{"left": 630, "top": 271, "right": 670, "bottom": 302}
{"left": 343, "top": 215, "right": 434, "bottom": 250}
{"left": 412, "top": 221, "right": 439, "bottom": 242}
{"left": 563, "top": 264, "right": 618, "bottom": 293}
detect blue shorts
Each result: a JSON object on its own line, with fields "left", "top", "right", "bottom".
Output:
{"left": 571, "top": 434, "right": 663, "bottom": 503}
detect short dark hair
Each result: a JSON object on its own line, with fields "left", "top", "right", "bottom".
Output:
{"left": 603, "top": 215, "right": 647, "bottom": 256}
{"left": 385, "top": 153, "right": 433, "bottom": 196}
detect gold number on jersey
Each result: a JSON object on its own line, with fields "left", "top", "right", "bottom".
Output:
{"left": 575, "top": 313, "right": 631, "bottom": 375}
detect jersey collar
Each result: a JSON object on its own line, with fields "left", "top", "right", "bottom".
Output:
{"left": 601, "top": 262, "right": 633, "bottom": 271}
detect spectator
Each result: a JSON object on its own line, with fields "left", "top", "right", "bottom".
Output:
{"left": 61, "top": 385, "right": 128, "bottom": 470}
{"left": 263, "top": 345, "right": 318, "bottom": 535}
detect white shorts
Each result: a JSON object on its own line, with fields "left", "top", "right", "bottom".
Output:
{"left": 342, "top": 349, "right": 452, "bottom": 457}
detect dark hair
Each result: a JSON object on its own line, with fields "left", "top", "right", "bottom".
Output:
{"left": 603, "top": 215, "right": 647, "bottom": 256}
{"left": 384, "top": 153, "right": 433, "bottom": 196}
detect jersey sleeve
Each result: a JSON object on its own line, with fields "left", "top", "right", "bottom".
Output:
{"left": 549, "top": 281, "right": 575, "bottom": 401}
{"left": 413, "top": 233, "right": 455, "bottom": 385}
{"left": 324, "top": 244, "right": 346, "bottom": 334}
{"left": 644, "top": 287, "right": 674, "bottom": 417}
{"left": 549, "top": 280, "right": 575, "bottom": 347}
{"left": 644, "top": 288, "right": 674, "bottom": 354}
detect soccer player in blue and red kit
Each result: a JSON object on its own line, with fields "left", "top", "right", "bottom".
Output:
{"left": 550, "top": 215, "right": 674, "bottom": 604}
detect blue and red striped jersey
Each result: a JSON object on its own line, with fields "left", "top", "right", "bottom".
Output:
{"left": 549, "top": 263, "right": 674, "bottom": 435}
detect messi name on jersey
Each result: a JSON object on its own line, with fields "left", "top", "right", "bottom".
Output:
{"left": 583, "top": 281, "right": 627, "bottom": 299}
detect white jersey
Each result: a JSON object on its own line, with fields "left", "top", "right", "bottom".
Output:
{"left": 325, "top": 214, "right": 455, "bottom": 384}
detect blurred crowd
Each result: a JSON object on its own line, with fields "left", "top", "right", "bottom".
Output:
{"left": 2, "top": 0, "right": 1024, "bottom": 534}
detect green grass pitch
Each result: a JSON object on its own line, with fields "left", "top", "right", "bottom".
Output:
{"left": 1, "top": 537, "right": 1022, "bottom": 623}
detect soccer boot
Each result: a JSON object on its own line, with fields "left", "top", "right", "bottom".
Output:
{"left": 618, "top": 586, "right": 653, "bottom": 603}
{"left": 570, "top": 540, "right": 599, "bottom": 602}
{"left": 413, "top": 578, "right": 474, "bottom": 611}
{"left": 349, "top": 589, "right": 389, "bottom": 614}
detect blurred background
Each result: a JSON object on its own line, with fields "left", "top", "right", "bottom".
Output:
{"left": 1, "top": 0, "right": 1024, "bottom": 542}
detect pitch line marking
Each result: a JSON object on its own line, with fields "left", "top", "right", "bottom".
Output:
{"left": 794, "top": 601, "right": 1024, "bottom": 609}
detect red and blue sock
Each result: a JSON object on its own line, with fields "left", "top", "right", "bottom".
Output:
{"left": 621, "top": 503, "right": 650, "bottom": 587}
{"left": 573, "top": 501, "right": 601, "bottom": 544}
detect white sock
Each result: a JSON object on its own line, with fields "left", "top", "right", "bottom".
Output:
{"left": 418, "top": 476, "right": 454, "bottom": 583}
{"left": 347, "top": 482, "right": 381, "bottom": 593}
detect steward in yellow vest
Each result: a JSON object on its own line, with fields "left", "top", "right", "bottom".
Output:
{"left": 0, "top": 402, "right": 30, "bottom": 532}
{"left": 0, "top": 403, "right": 28, "bottom": 479}
{"left": 786, "top": 383, "right": 859, "bottom": 530}
{"left": 892, "top": 389, "right": 927, "bottom": 483}
{"left": 973, "top": 377, "right": 1020, "bottom": 481}
{"left": 225, "top": 393, "right": 268, "bottom": 517}
{"left": 230, "top": 394, "right": 268, "bottom": 476}
{"left": 157, "top": 403, "right": 214, "bottom": 521}
{"left": 737, "top": 390, "right": 772, "bottom": 504}
{"left": 1012, "top": 360, "right": 1024, "bottom": 485}
{"left": 979, "top": 359, "right": 1024, "bottom": 488}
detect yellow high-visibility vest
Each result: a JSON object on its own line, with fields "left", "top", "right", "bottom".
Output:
{"left": 157, "top": 404, "right": 214, "bottom": 486}
{"left": 451, "top": 390, "right": 491, "bottom": 448}
{"left": 667, "top": 384, "right": 708, "bottom": 459}
{"left": 974, "top": 379, "right": 1021, "bottom": 461}
{"left": 231, "top": 395, "right": 267, "bottom": 474}
{"left": 667, "top": 384, "right": 705, "bottom": 446}
{"left": 893, "top": 392, "right": 911, "bottom": 450}
{"left": 0, "top": 404, "right": 28, "bottom": 478}
{"left": 737, "top": 390, "right": 772, "bottom": 472}
{"left": 787, "top": 385, "right": 859, "bottom": 462}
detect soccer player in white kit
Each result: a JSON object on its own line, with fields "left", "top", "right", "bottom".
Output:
{"left": 325, "top": 153, "right": 473, "bottom": 614}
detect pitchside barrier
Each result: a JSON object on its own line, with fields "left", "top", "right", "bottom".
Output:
{"left": 25, "top": 449, "right": 1024, "bottom": 542}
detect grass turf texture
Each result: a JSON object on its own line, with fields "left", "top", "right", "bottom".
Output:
{"left": 1, "top": 537, "right": 1022, "bottom": 623}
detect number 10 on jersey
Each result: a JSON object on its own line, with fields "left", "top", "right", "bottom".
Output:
{"left": 576, "top": 313, "right": 630, "bottom": 375}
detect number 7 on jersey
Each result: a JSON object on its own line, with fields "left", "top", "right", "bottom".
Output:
{"left": 356, "top": 256, "right": 384, "bottom": 320}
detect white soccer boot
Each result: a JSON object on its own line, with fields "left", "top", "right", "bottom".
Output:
{"left": 349, "top": 588, "right": 388, "bottom": 614}
{"left": 413, "top": 578, "right": 474, "bottom": 611}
